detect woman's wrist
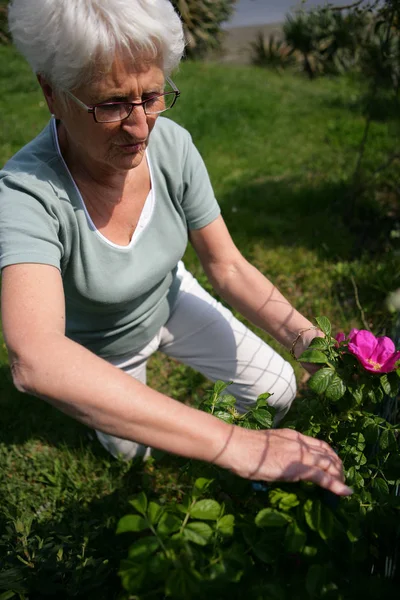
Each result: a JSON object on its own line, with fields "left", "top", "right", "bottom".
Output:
{"left": 290, "top": 326, "right": 324, "bottom": 360}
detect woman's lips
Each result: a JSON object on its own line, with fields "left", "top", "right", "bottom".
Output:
{"left": 118, "top": 142, "right": 143, "bottom": 153}
{"left": 117, "top": 140, "right": 147, "bottom": 153}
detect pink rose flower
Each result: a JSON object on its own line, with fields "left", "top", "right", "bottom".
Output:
{"left": 335, "top": 332, "right": 346, "bottom": 344}
{"left": 346, "top": 329, "right": 400, "bottom": 374}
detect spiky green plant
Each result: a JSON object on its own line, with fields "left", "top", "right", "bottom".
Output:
{"left": 248, "top": 32, "right": 293, "bottom": 71}
{"left": 283, "top": 10, "right": 323, "bottom": 79}
{"left": 171, "top": 0, "right": 237, "bottom": 59}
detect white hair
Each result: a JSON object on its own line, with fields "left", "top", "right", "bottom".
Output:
{"left": 8, "top": 0, "right": 185, "bottom": 90}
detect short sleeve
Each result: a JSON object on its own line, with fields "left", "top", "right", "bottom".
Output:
{"left": 181, "top": 136, "right": 221, "bottom": 230}
{"left": 0, "top": 175, "right": 63, "bottom": 270}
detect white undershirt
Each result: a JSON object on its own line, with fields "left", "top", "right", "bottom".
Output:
{"left": 51, "top": 117, "right": 155, "bottom": 250}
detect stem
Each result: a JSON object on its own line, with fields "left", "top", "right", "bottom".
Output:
{"left": 179, "top": 498, "right": 196, "bottom": 535}
{"left": 350, "top": 275, "right": 370, "bottom": 330}
{"left": 147, "top": 519, "right": 169, "bottom": 555}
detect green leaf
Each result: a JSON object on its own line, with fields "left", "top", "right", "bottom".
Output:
{"left": 364, "top": 423, "right": 379, "bottom": 444}
{"left": 347, "top": 466, "right": 364, "bottom": 488}
{"left": 128, "top": 536, "right": 160, "bottom": 559}
{"left": 269, "top": 489, "right": 300, "bottom": 511}
{"left": 182, "top": 521, "right": 213, "bottom": 545}
{"left": 166, "top": 567, "right": 199, "bottom": 599}
{"left": 157, "top": 512, "right": 182, "bottom": 535}
{"left": 297, "top": 349, "right": 329, "bottom": 364}
{"left": 129, "top": 491, "right": 148, "bottom": 516}
{"left": 380, "top": 374, "right": 392, "bottom": 395}
{"left": 348, "top": 432, "right": 366, "bottom": 451}
{"left": 190, "top": 499, "right": 221, "bottom": 520}
{"left": 119, "top": 560, "right": 147, "bottom": 593}
{"left": 325, "top": 373, "right": 346, "bottom": 401}
{"left": 309, "top": 368, "right": 334, "bottom": 394}
{"left": 192, "top": 477, "right": 213, "bottom": 498}
{"left": 218, "top": 394, "right": 237, "bottom": 406}
{"left": 306, "top": 564, "right": 325, "bottom": 597}
{"left": 302, "top": 545, "right": 318, "bottom": 557}
{"left": 372, "top": 477, "right": 389, "bottom": 495}
{"left": 255, "top": 508, "right": 291, "bottom": 528}
{"left": 0, "top": 592, "right": 17, "bottom": 600}
{"left": 147, "top": 502, "right": 163, "bottom": 526}
{"left": 116, "top": 515, "right": 148, "bottom": 534}
{"left": 217, "top": 514, "right": 235, "bottom": 536}
{"left": 383, "top": 454, "right": 400, "bottom": 480}
{"left": 243, "top": 527, "right": 279, "bottom": 564}
{"left": 252, "top": 408, "right": 273, "bottom": 429}
{"left": 213, "top": 380, "right": 231, "bottom": 396}
{"left": 304, "top": 499, "right": 334, "bottom": 541}
{"left": 380, "top": 428, "right": 397, "bottom": 451}
{"left": 346, "top": 519, "right": 361, "bottom": 543}
{"left": 315, "top": 316, "right": 332, "bottom": 338}
{"left": 213, "top": 410, "right": 234, "bottom": 423}
{"left": 388, "top": 371, "right": 400, "bottom": 395}
{"left": 256, "top": 393, "right": 272, "bottom": 408}
{"left": 285, "top": 521, "right": 307, "bottom": 553}
{"left": 349, "top": 384, "right": 363, "bottom": 404}
{"left": 309, "top": 336, "right": 328, "bottom": 349}
{"left": 375, "top": 386, "right": 384, "bottom": 403}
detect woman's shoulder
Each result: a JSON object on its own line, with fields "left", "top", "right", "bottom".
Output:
{"left": 0, "top": 121, "right": 70, "bottom": 205}
{"left": 151, "top": 116, "right": 193, "bottom": 151}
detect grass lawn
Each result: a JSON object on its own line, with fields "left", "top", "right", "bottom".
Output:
{"left": 0, "top": 44, "right": 399, "bottom": 598}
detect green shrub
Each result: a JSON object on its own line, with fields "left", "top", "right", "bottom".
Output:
{"left": 248, "top": 32, "right": 294, "bottom": 71}
{"left": 118, "top": 328, "right": 400, "bottom": 599}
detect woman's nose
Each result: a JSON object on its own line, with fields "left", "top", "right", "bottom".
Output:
{"left": 121, "top": 105, "right": 149, "bottom": 138}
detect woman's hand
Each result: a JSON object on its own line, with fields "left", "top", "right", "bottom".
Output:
{"left": 218, "top": 426, "right": 352, "bottom": 496}
{"left": 293, "top": 327, "right": 325, "bottom": 375}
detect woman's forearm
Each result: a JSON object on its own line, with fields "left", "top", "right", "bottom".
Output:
{"left": 207, "top": 256, "right": 320, "bottom": 355}
{"left": 9, "top": 329, "right": 350, "bottom": 496}
{"left": 11, "top": 334, "right": 232, "bottom": 463}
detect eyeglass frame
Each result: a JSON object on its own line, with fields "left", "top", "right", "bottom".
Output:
{"left": 64, "top": 76, "right": 180, "bottom": 123}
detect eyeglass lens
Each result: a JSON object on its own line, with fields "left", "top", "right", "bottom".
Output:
{"left": 94, "top": 92, "right": 177, "bottom": 123}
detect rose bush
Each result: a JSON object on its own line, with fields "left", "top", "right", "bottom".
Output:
{"left": 117, "top": 318, "right": 400, "bottom": 599}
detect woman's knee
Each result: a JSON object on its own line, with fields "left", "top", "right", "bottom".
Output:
{"left": 231, "top": 358, "right": 297, "bottom": 422}
{"left": 265, "top": 360, "right": 297, "bottom": 419}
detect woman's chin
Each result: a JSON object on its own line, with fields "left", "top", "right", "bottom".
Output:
{"left": 110, "top": 149, "right": 146, "bottom": 171}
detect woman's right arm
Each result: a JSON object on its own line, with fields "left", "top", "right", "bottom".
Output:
{"left": 1, "top": 263, "right": 351, "bottom": 495}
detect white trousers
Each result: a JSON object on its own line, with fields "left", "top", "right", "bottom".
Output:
{"left": 96, "top": 262, "right": 296, "bottom": 460}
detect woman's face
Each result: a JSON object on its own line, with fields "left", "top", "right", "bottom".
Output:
{"left": 47, "top": 56, "right": 165, "bottom": 175}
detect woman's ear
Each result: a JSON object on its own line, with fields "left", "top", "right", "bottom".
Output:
{"left": 37, "top": 74, "right": 57, "bottom": 116}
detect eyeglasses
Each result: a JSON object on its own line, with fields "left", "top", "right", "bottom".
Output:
{"left": 65, "top": 77, "right": 180, "bottom": 123}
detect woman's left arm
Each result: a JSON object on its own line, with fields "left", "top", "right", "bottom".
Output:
{"left": 190, "top": 215, "right": 322, "bottom": 359}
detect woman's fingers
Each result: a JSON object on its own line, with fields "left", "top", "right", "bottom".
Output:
{"left": 308, "top": 453, "right": 344, "bottom": 481}
{"left": 226, "top": 427, "right": 352, "bottom": 496}
{"left": 303, "top": 466, "right": 353, "bottom": 496}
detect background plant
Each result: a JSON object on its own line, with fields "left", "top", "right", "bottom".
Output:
{"left": 248, "top": 32, "right": 294, "bottom": 71}
{"left": 0, "top": 0, "right": 10, "bottom": 45}
{"left": 171, "top": 0, "right": 237, "bottom": 59}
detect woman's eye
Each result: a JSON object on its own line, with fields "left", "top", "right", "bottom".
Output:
{"left": 100, "top": 103, "right": 121, "bottom": 111}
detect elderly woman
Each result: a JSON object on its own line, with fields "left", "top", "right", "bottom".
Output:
{"left": 0, "top": 0, "right": 350, "bottom": 495}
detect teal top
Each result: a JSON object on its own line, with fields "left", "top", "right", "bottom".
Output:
{"left": 0, "top": 116, "right": 220, "bottom": 358}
